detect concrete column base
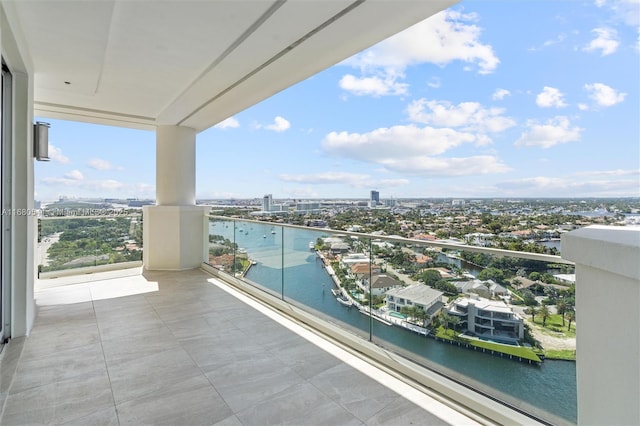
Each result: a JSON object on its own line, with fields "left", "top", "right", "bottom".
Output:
{"left": 143, "top": 205, "right": 208, "bottom": 270}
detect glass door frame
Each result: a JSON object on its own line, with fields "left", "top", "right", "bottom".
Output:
{"left": 1, "top": 59, "right": 13, "bottom": 342}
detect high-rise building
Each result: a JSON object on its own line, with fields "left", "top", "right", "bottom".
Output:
{"left": 262, "top": 194, "right": 272, "bottom": 212}
{"left": 370, "top": 190, "right": 380, "bottom": 205}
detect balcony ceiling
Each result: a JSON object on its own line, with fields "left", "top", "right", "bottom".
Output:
{"left": 3, "top": 0, "right": 456, "bottom": 132}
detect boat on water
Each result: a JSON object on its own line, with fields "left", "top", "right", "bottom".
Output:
{"left": 331, "top": 288, "right": 353, "bottom": 307}
{"left": 271, "top": 230, "right": 276, "bottom": 234}
{"left": 336, "top": 295, "right": 353, "bottom": 307}
{"left": 309, "top": 241, "right": 315, "bottom": 250}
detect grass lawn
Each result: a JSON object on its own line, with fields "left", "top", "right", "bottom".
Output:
{"left": 532, "top": 313, "right": 576, "bottom": 338}
{"left": 434, "top": 327, "right": 541, "bottom": 363}
{"left": 544, "top": 349, "right": 576, "bottom": 361}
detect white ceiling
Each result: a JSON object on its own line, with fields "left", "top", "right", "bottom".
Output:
{"left": 3, "top": 0, "right": 457, "bottom": 132}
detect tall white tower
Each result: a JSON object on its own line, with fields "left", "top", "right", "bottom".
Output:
{"left": 262, "top": 194, "right": 272, "bottom": 212}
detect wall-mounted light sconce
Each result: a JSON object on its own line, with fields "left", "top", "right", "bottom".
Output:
{"left": 33, "top": 121, "right": 50, "bottom": 161}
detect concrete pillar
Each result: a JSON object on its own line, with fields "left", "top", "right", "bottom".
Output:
{"left": 562, "top": 225, "right": 640, "bottom": 426}
{"left": 143, "top": 125, "right": 207, "bottom": 270}
{"left": 156, "top": 125, "right": 196, "bottom": 206}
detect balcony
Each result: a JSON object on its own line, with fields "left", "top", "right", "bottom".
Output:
{"left": 1, "top": 268, "right": 498, "bottom": 425}
{"left": 2, "top": 216, "right": 639, "bottom": 425}
{"left": 5, "top": 217, "right": 592, "bottom": 424}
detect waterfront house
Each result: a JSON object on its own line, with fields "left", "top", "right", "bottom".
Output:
{"left": 446, "top": 295, "right": 524, "bottom": 343}
{"left": 385, "top": 284, "right": 444, "bottom": 321}
{"left": 349, "top": 263, "right": 381, "bottom": 279}
{"left": 358, "top": 274, "right": 403, "bottom": 297}
{"left": 454, "top": 279, "right": 507, "bottom": 299}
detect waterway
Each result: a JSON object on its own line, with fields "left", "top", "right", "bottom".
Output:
{"left": 209, "top": 221, "right": 576, "bottom": 423}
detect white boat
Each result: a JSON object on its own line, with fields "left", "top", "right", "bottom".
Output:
{"left": 336, "top": 295, "right": 353, "bottom": 307}
{"left": 309, "top": 241, "right": 315, "bottom": 250}
{"left": 331, "top": 288, "right": 353, "bottom": 307}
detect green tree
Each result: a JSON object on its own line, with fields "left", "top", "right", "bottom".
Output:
{"left": 477, "top": 267, "right": 505, "bottom": 284}
{"left": 419, "top": 270, "right": 442, "bottom": 287}
{"left": 539, "top": 305, "right": 550, "bottom": 326}
{"left": 448, "top": 315, "right": 461, "bottom": 331}
{"left": 566, "top": 310, "right": 576, "bottom": 332}
{"left": 525, "top": 306, "right": 538, "bottom": 322}
{"left": 556, "top": 300, "right": 568, "bottom": 326}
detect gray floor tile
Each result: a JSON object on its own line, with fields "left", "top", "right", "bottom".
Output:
{"left": 236, "top": 381, "right": 363, "bottom": 426}
{"left": 2, "top": 269, "right": 460, "bottom": 426}
{"left": 107, "top": 346, "right": 203, "bottom": 405}
{"left": 60, "top": 406, "right": 119, "bottom": 426}
{"left": 309, "top": 363, "right": 401, "bottom": 421}
{"left": 116, "top": 375, "right": 233, "bottom": 425}
{"left": 11, "top": 342, "right": 106, "bottom": 394}
{"left": 205, "top": 354, "right": 306, "bottom": 413}
{"left": 1, "top": 370, "right": 114, "bottom": 425}
{"left": 364, "top": 396, "right": 450, "bottom": 426}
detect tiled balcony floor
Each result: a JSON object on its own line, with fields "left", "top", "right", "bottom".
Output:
{"left": 0, "top": 268, "right": 480, "bottom": 425}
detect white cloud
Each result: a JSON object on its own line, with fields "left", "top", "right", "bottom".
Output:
{"left": 323, "top": 124, "right": 477, "bottom": 159}
{"left": 265, "top": 116, "right": 291, "bottom": 132}
{"left": 578, "top": 103, "right": 589, "bottom": 110}
{"left": 584, "top": 27, "right": 619, "bottom": 55}
{"left": 339, "top": 74, "right": 408, "bottom": 96}
{"left": 575, "top": 168, "right": 640, "bottom": 177}
{"left": 492, "top": 88, "right": 511, "bottom": 100}
{"left": 514, "top": 116, "right": 583, "bottom": 148}
{"left": 379, "top": 155, "right": 511, "bottom": 176}
{"left": 407, "top": 99, "right": 516, "bottom": 134}
{"left": 87, "top": 158, "right": 119, "bottom": 171}
{"left": 595, "top": 0, "right": 640, "bottom": 26}
{"left": 321, "top": 124, "right": 510, "bottom": 177}
{"left": 279, "top": 172, "right": 410, "bottom": 189}
{"left": 528, "top": 33, "right": 568, "bottom": 51}
{"left": 427, "top": 77, "right": 441, "bottom": 89}
{"left": 40, "top": 176, "right": 154, "bottom": 196}
{"left": 536, "top": 86, "right": 567, "bottom": 108}
{"left": 214, "top": 116, "right": 240, "bottom": 129}
{"left": 64, "top": 169, "right": 84, "bottom": 180}
{"left": 496, "top": 174, "right": 640, "bottom": 197}
{"left": 345, "top": 10, "right": 499, "bottom": 74}
{"left": 339, "top": 9, "right": 499, "bottom": 97}
{"left": 48, "top": 144, "right": 70, "bottom": 164}
{"left": 584, "top": 82, "right": 627, "bottom": 106}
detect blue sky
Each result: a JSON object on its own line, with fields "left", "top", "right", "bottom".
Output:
{"left": 35, "top": 0, "right": 640, "bottom": 201}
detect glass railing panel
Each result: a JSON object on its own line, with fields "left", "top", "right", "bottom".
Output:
{"left": 38, "top": 214, "right": 143, "bottom": 275}
{"left": 207, "top": 217, "right": 284, "bottom": 299}
{"left": 280, "top": 226, "right": 371, "bottom": 341}
{"left": 205, "top": 215, "right": 577, "bottom": 424}
{"left": 368, "top": 240, "right": 576, "bottom": 425}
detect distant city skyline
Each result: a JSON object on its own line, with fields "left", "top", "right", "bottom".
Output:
{"left": 35, "top": 0, "right": 639, "bottom": 201}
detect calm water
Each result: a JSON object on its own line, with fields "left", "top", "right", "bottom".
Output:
{"left": 210, "top": 221, "right": 577, "bottom": 424}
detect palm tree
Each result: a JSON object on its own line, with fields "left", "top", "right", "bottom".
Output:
{"left": 525, "top": 306, "right": 538, "bottom": 322}
{"left": 556, "top": 300, "right": 568, "bottom": 326}
{"left": 566, "top": 310, "right": 576, "bottom": 332}
{"left": 539, "top": 305, "right": 550, "bottom": 327}
{"left": 441, "top": 313, "right": 452, "bottom": 333}
{"left": 448, "top": 315, "right": 461, "bottom": 332}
